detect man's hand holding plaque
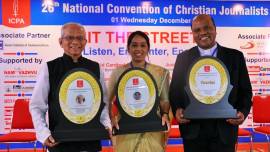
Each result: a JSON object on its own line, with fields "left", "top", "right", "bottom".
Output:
{"left": 53, "top": 68, "right": 109, "bottom": 142}
{"left": 184, "top": 57, "right": 237, "bottom": 119}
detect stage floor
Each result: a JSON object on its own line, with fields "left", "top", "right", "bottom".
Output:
{"left": 0, "top": 143, "right": 268, "bottom": 152}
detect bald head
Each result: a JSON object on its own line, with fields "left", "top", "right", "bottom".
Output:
{"left": 191, "top": 14, "right": 217, "bottom": 49}
{"left": 191, "top": 14, "right": 216, "bottom": 29}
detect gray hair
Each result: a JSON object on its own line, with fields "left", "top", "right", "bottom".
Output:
{"left": 60, "top": 22, "right": 85, "bottom": 37}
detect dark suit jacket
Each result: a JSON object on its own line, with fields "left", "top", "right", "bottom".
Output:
{"left": 169, "top": 44, "right": 252, "bottom": 145}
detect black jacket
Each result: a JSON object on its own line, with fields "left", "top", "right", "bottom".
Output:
{"left": 169, "top": 44, "right": 252, "bottom": 145}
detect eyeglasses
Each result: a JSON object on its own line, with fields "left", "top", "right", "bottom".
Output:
{"left": 62, "top": 36, "right": 86, "bottom": 41}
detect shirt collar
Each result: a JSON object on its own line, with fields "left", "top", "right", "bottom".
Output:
{"left": 198, "top": 43, "right": 218, "bottom": 57}
{"left": 63, "top": 53, "right": 83, "bottom": 63}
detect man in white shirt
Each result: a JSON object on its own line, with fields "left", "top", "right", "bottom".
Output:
{"left": 30, "top": 22, "right": 111, "bottom": 152}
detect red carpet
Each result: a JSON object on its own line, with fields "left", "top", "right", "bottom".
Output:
{"left": 0, "top": 143, "right": 268, "bottom": 152}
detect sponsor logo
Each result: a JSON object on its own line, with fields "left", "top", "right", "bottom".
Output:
{"left": 250, "top": 80, "right": 258, "bottom": 84}
{"left": 247, "top": 52, "right": 270, "bottom": 56}
{"left": 4, "top": 99, "right": 16, "bottom": 104}
{"left": 4, "top": 85, "right": 34, "bottom": 92}
{"left": 240, "top": 41, "right": 255, "bottom": 49}
{"left": 3, "top": 69, "right": 37, "bottom": 77}
{"left": 247, "top": 66, "right": 260, "bottom": 72}
{"left": 260, "top": 80, "right": 270, "bottom": 85}
{"left": 0, "top": 40, "right": 3, "bottom": 50}
{"left": 2, "top": 0, "right": 31, "bottom": 28}
{"left": 260, "top": 67, "right": 270, "bottom": 72}
{"left": 4, "top": 70, "right": 16, "bottom": 75}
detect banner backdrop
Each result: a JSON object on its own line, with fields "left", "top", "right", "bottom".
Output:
{"left": 1, "top": 0, "right": 270, "bottom": 133}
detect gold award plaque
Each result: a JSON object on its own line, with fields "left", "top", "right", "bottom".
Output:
{"left": 59, "top": 71, "right": 101, "bottom": 124}
{"left": 117, "top": 70, "right": 156, "bottom": 118}
{"left": 189, "top": 58, "right": 228, "bottom": 104}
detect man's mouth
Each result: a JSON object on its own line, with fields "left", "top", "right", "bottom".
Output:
{"left": 200, "top": 36, "right": 210, "bottom": 41}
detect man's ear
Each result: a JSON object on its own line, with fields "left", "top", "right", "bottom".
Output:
{"left": 59, "top": 38, "right": 63, "bottom": 47}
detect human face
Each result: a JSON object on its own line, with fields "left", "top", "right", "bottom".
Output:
{"left": 191, "top": 15, "right": 216, "bottom": 49}
{"left": 59, "top": 24, "right": 87, "bottom": 60}
{"left": 128, "top": 35, "right": 149, "bottom": 64}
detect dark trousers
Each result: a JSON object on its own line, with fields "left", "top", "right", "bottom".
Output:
{"left": 183, "top": 120, "right": 235, "bottom": 152}
{"left": 48, "top": 141, "right": 101, "bottom": 152}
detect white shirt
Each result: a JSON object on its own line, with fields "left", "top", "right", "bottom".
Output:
{"left": 198, "top": 43, "right": 218, "bottom": 57}
{"left": 29, "top": 63, "right": 111, "bottom": 144}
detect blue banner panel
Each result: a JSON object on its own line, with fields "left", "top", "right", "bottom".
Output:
{"left": 29, "top": 0, "right": 270, "bottom": 27}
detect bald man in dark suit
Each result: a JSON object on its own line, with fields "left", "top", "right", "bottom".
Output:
{"left": 169, "top": 14, "right": 252, "bottom": 152}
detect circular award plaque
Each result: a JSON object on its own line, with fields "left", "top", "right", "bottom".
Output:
{"left": 58, "top": 68, "right": 102, "bottom": 124}
{"left": 117, "top": 68, "right": 157, "bottom": 118}
{"left": 188, "top": 57, "right": 229, "bottom": 104}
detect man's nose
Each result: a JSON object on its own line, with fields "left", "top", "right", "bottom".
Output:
{"left": 199, "top": 29, "right": 208, "bottom": 35}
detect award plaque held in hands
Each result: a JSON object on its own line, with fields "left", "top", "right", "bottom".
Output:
{"left": 184, "top": 57, "right": 237, "bottom": 119}
{"left": 53, "top": 68, "right": 108, "bottom": 142}
{"left": 113, "top": 68, "right": 167, "bottom": 135}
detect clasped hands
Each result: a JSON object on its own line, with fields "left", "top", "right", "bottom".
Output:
{"left": 111, "top": 113, "right": 171, "bottom": 133}
{"left": 175, "top": 108, "right": 245, "bottom": 125}
{"left": 44, "top": 127, "right": 113, "bottom": 148}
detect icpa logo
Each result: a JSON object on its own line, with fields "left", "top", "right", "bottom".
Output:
{"left": 2, "top": 0, "right": 31, "bottom": 28}
{"left": 0, "top": 40, "right": 3, "bottom": 50}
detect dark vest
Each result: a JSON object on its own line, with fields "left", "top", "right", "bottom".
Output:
{"left": 47, "top": 54, "right": 101, "bottom": 151}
